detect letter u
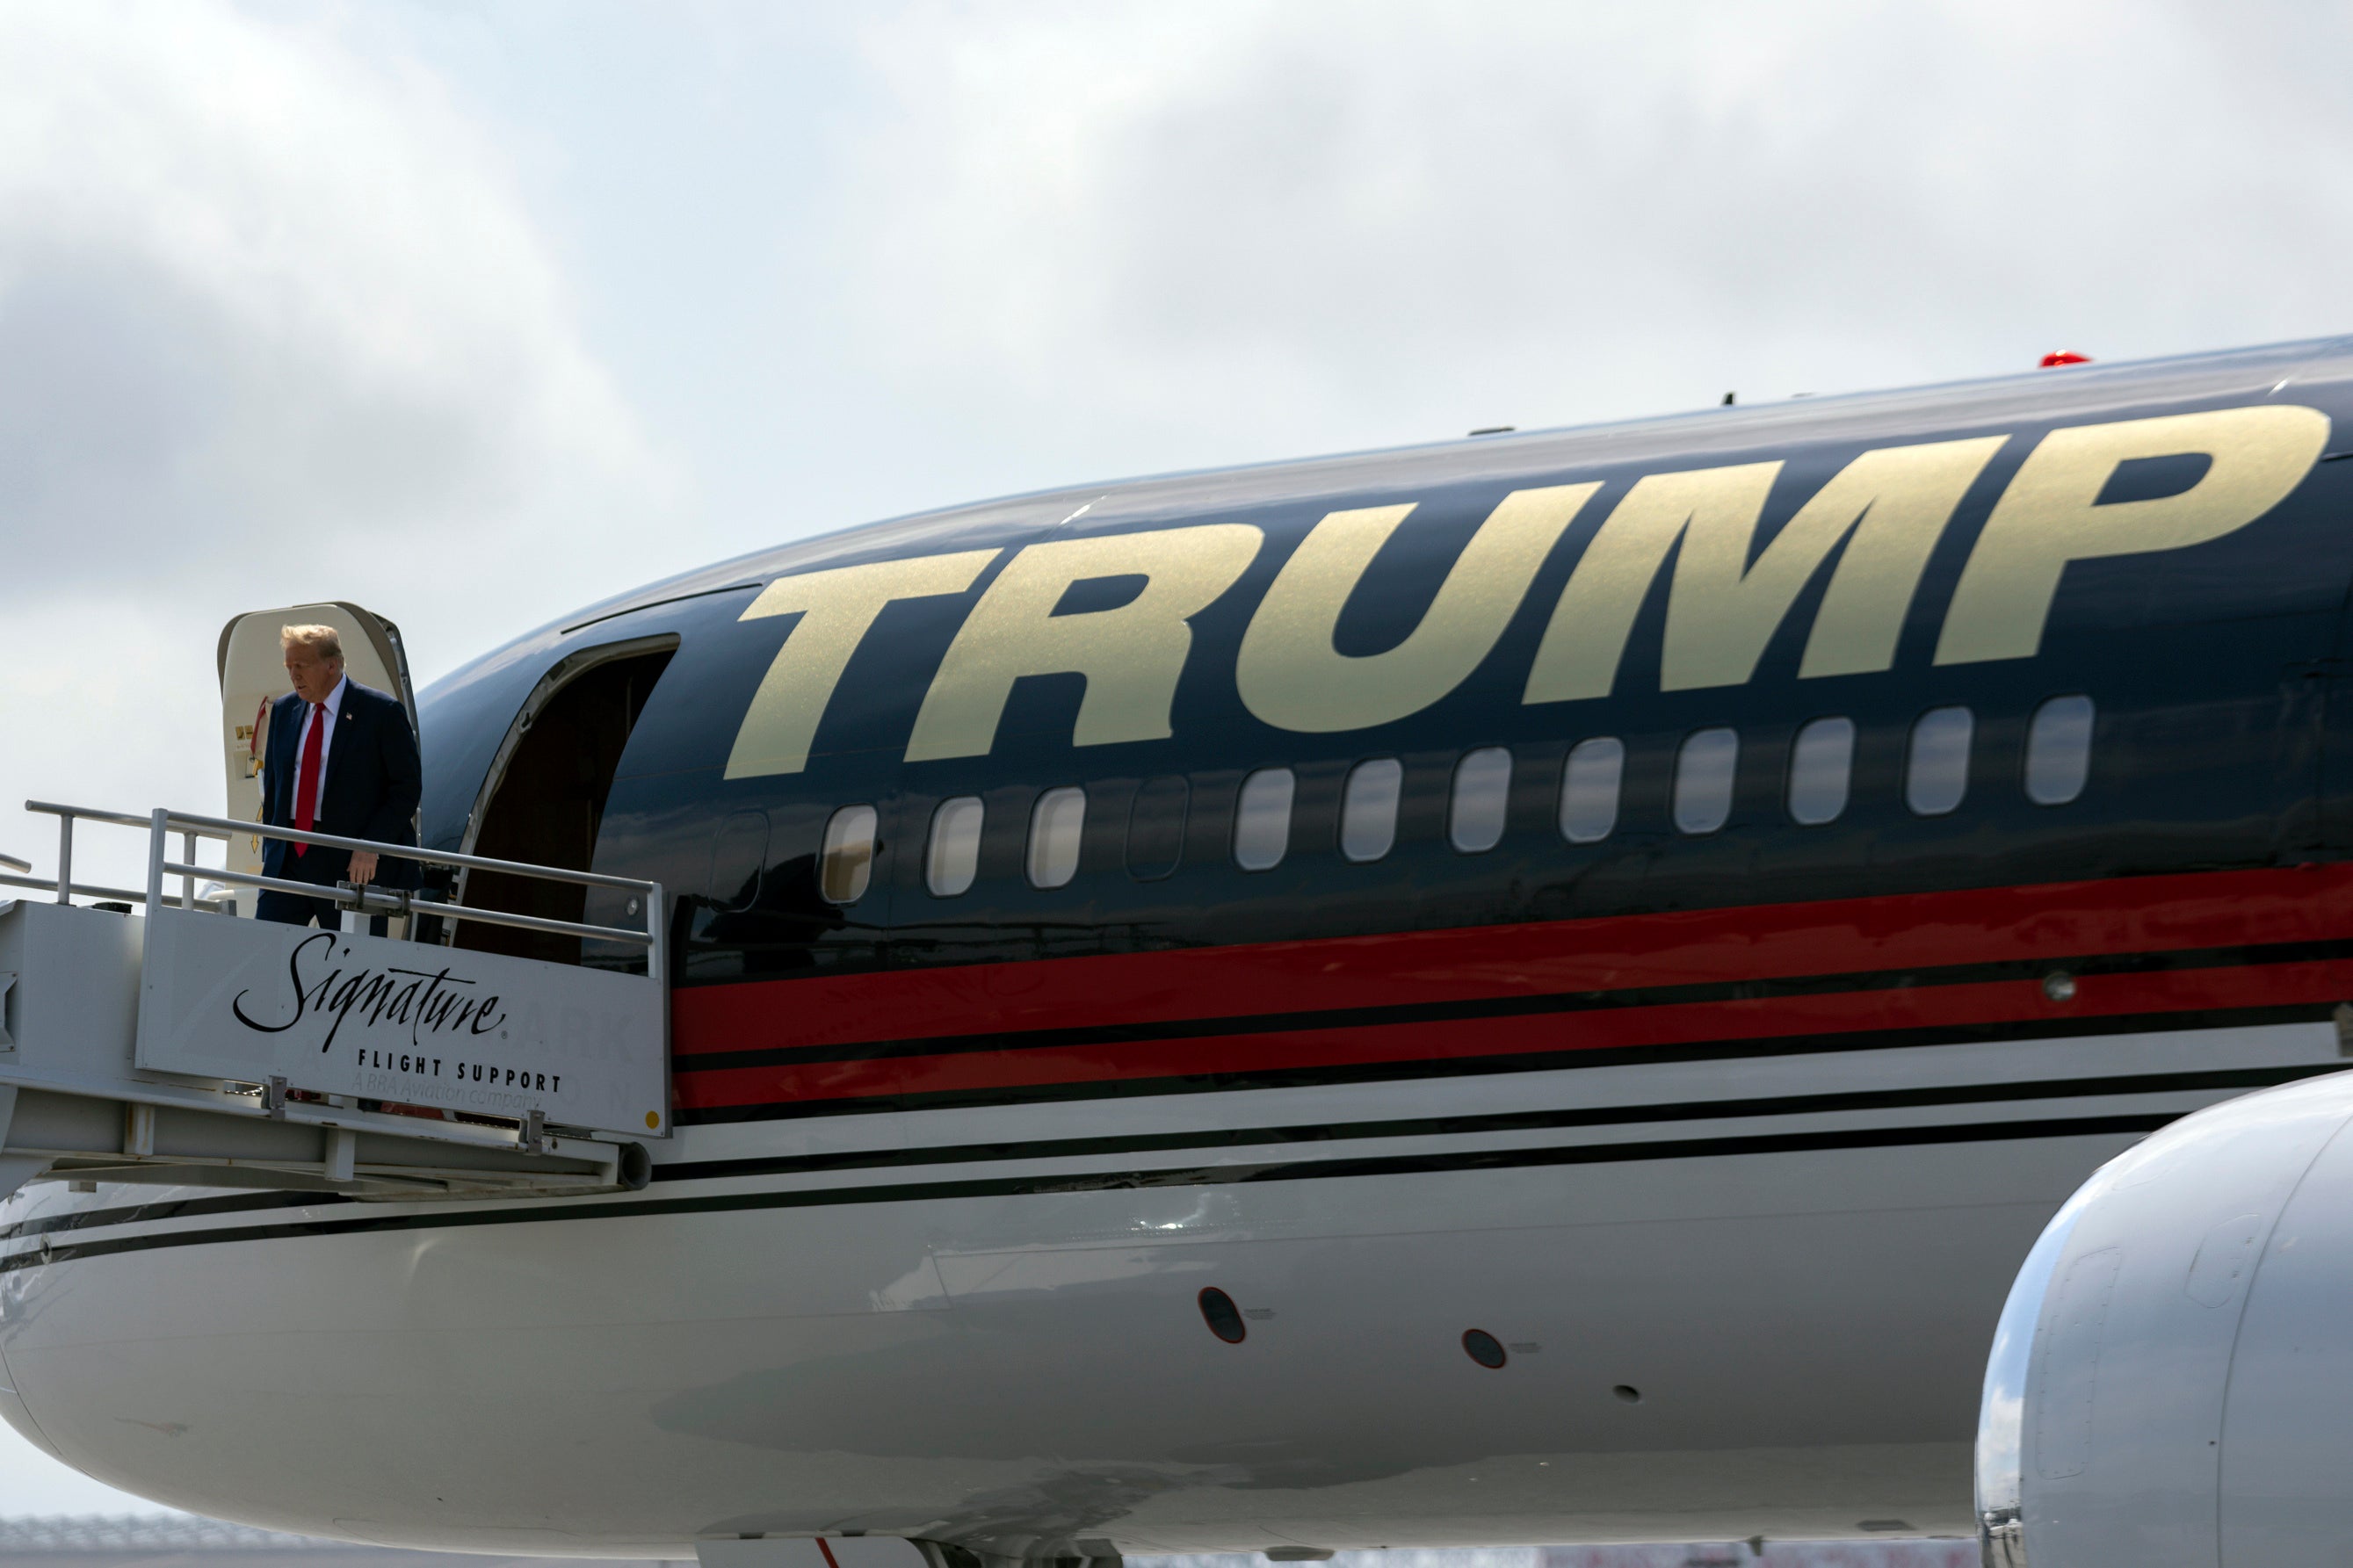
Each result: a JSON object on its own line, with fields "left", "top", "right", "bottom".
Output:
{"left": 1237, "top": 484, "right": 1597, "bottom": 733}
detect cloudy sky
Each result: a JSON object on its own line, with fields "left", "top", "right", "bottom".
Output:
{"left": 2, "top": 0, "right": 2351, "bottom": 1514}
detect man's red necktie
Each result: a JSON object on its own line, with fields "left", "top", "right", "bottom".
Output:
{"left": 293, "top": 702, "right": 325, "bottom": 857}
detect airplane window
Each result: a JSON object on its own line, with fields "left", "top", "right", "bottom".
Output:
{"left": 926, "top": 796, "right": 983, "bottom": 897}
{"left": 2025, "top": 695, "right": 2095, "bottom": 806}
{"left": 1450, "top": 747, "right": 1512, "bottom": 853}
{"left": 1126, "top": 775, "right": 1189, "bottom": 881}
{"left": 819, "top": 804, "right": 878, "bottom": 904}
{"left": 1027, "top": 787, "right": 1086, "bottom": 889}
{"left": 1673, "top": 727, "right": 1739, "bottom": 835}
{"left": 1786, "top": 717, "right": 1855, "bottom": 827}
{"left": 1341, "top": 757, "right": 1403, "bottom": 863}
{"left": 1559, "top": 737, "right": 1624, "bottom": 844}
{"left": 1907, "top": 705, "right": 1973, "bottom": 816}
{"left": 1234, "top": 767, "right": 1295, "bottom": 871}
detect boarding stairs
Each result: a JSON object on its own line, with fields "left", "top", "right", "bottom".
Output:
{"left": 0, "top": 802, "right": 667, "bottom": 1202}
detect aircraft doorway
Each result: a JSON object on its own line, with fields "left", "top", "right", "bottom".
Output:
{"left": 455, "top": 637, "right": 677, "bottom": 965}
{"left": 216, "top": 602, "right": 418, "bottom": 921}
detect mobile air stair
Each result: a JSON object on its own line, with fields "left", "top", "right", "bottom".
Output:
{"left": 0, "top": 802, "right": 667, "bottom": 1201}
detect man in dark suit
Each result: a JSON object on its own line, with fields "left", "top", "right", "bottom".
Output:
{"left": 256, "top": 624, "right": 423, "bottom": 928}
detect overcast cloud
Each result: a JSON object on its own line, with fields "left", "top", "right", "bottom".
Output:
{"left": 6, "top": 0, "right": 2353, "bottom": 1513}
{"left": 0, "top": 4, "right": 662, "bottom": 594}
{"left": 832, "top": 0, "right": 2353, "bottom": 466}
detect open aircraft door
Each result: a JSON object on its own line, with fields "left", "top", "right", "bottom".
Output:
{"left": 215, "top": 603, "right": 419, "bottom": 918}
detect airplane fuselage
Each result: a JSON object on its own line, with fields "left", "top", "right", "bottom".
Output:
{"left": 9, "top": 339, "right": 2353, "bottom": 1553}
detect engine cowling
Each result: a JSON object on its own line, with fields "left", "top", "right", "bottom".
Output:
{"left": 1976, "top": 1065, "right": 2353, "bottom": 1566}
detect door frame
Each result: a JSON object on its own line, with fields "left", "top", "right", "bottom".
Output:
{"left": 448, "top": 632, "right": 681, "bottom": 927}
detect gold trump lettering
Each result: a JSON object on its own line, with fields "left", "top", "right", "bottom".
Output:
{"left": 1236, "top": 485, "right": 1599, "bottom": 733}
{"left": 1935, "top": 405, "right": 2329, "bottom": 665}
{"left": 725, "top": 550, "right": 1000, "bottom": 779}
{"left": 1523, "top": 462, "right": 1778, "bottom": 704}
{"left": 1523, "top": 436, "right": 2009, "bottom": 703}
{"left": 718, "top": 407, "right": 2328, "bottom": 769}
{"left": 905, "top": 524, "right": 1264, "bottom": 762}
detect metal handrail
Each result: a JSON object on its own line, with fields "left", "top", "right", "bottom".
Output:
{"left": 151, "top": 807, "right": 655, "bottom": 893}
{"left": 163, "top": 860, "right": 653, "bottom": 946}
{"left": 25, "top": 802, "right": 226, "bottom": 914}
{"left": 26, "top": 801, "right": 232, "bottom": 839}
{"left": 21, "top": 801, "right": 663, "bottom": 985}
{"left": 0, "top": 871, "right": 219, "bottom": 910}
{"left": 0, "top": 850, "right": 28, "bottom": 874}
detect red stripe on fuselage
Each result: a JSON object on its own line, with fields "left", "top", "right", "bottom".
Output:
{"left": 670, "top": 865, "right": 2353, "bottom": 1109}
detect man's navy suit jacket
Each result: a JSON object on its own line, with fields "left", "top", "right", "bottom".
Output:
{"left": 260, "top": 681, "right": 422, "bottom": 889}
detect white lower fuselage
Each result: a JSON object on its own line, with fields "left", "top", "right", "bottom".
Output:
{"left": 0, "top": 1017, "right": 2328, "bottom": 1556}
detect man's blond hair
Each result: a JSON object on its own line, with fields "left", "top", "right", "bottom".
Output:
{"left": 279, "top": 624, "right": 344, "bottom": 661}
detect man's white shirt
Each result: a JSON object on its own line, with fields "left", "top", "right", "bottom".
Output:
{"left": 294, "top": 675, "right": 349, "bottom": 823}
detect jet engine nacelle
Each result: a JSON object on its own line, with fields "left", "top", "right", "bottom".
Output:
{"left": 1976, "top": 1065, "right": 2353, "bottom": 1566}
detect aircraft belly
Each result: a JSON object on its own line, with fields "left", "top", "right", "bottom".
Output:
{"left": 0, "top": 1172, "right": 2016, "bottom": 1547}
{"left": 2, "top": 1015, "right": 2331, "bottom": 1550}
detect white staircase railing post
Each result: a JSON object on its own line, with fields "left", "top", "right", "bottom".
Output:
{"left": 146, "top": 809, "right": 170, "bottom": 917}
{"left": 645, "top": 884, "right": 666, "bottom": 989}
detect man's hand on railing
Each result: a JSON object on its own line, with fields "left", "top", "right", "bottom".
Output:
{"left": 349, "top": 851, "right": 379, "bottom": 886}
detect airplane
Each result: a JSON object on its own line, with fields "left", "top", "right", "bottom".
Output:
{"left": 7, "top": 335, "right": 2353, "bottom": 1564}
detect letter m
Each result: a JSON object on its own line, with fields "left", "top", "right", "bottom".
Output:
{"left": 1524, "top": 436, "right": 2006, "bottom": 702}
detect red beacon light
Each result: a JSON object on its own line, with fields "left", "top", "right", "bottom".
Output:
{"left": 2038, "top": 350, "right": 2093, "bottom": 367}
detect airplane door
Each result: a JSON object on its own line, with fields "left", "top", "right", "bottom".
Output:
{"left": 215, "top": 603, "right": 418, "bottom": 917}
